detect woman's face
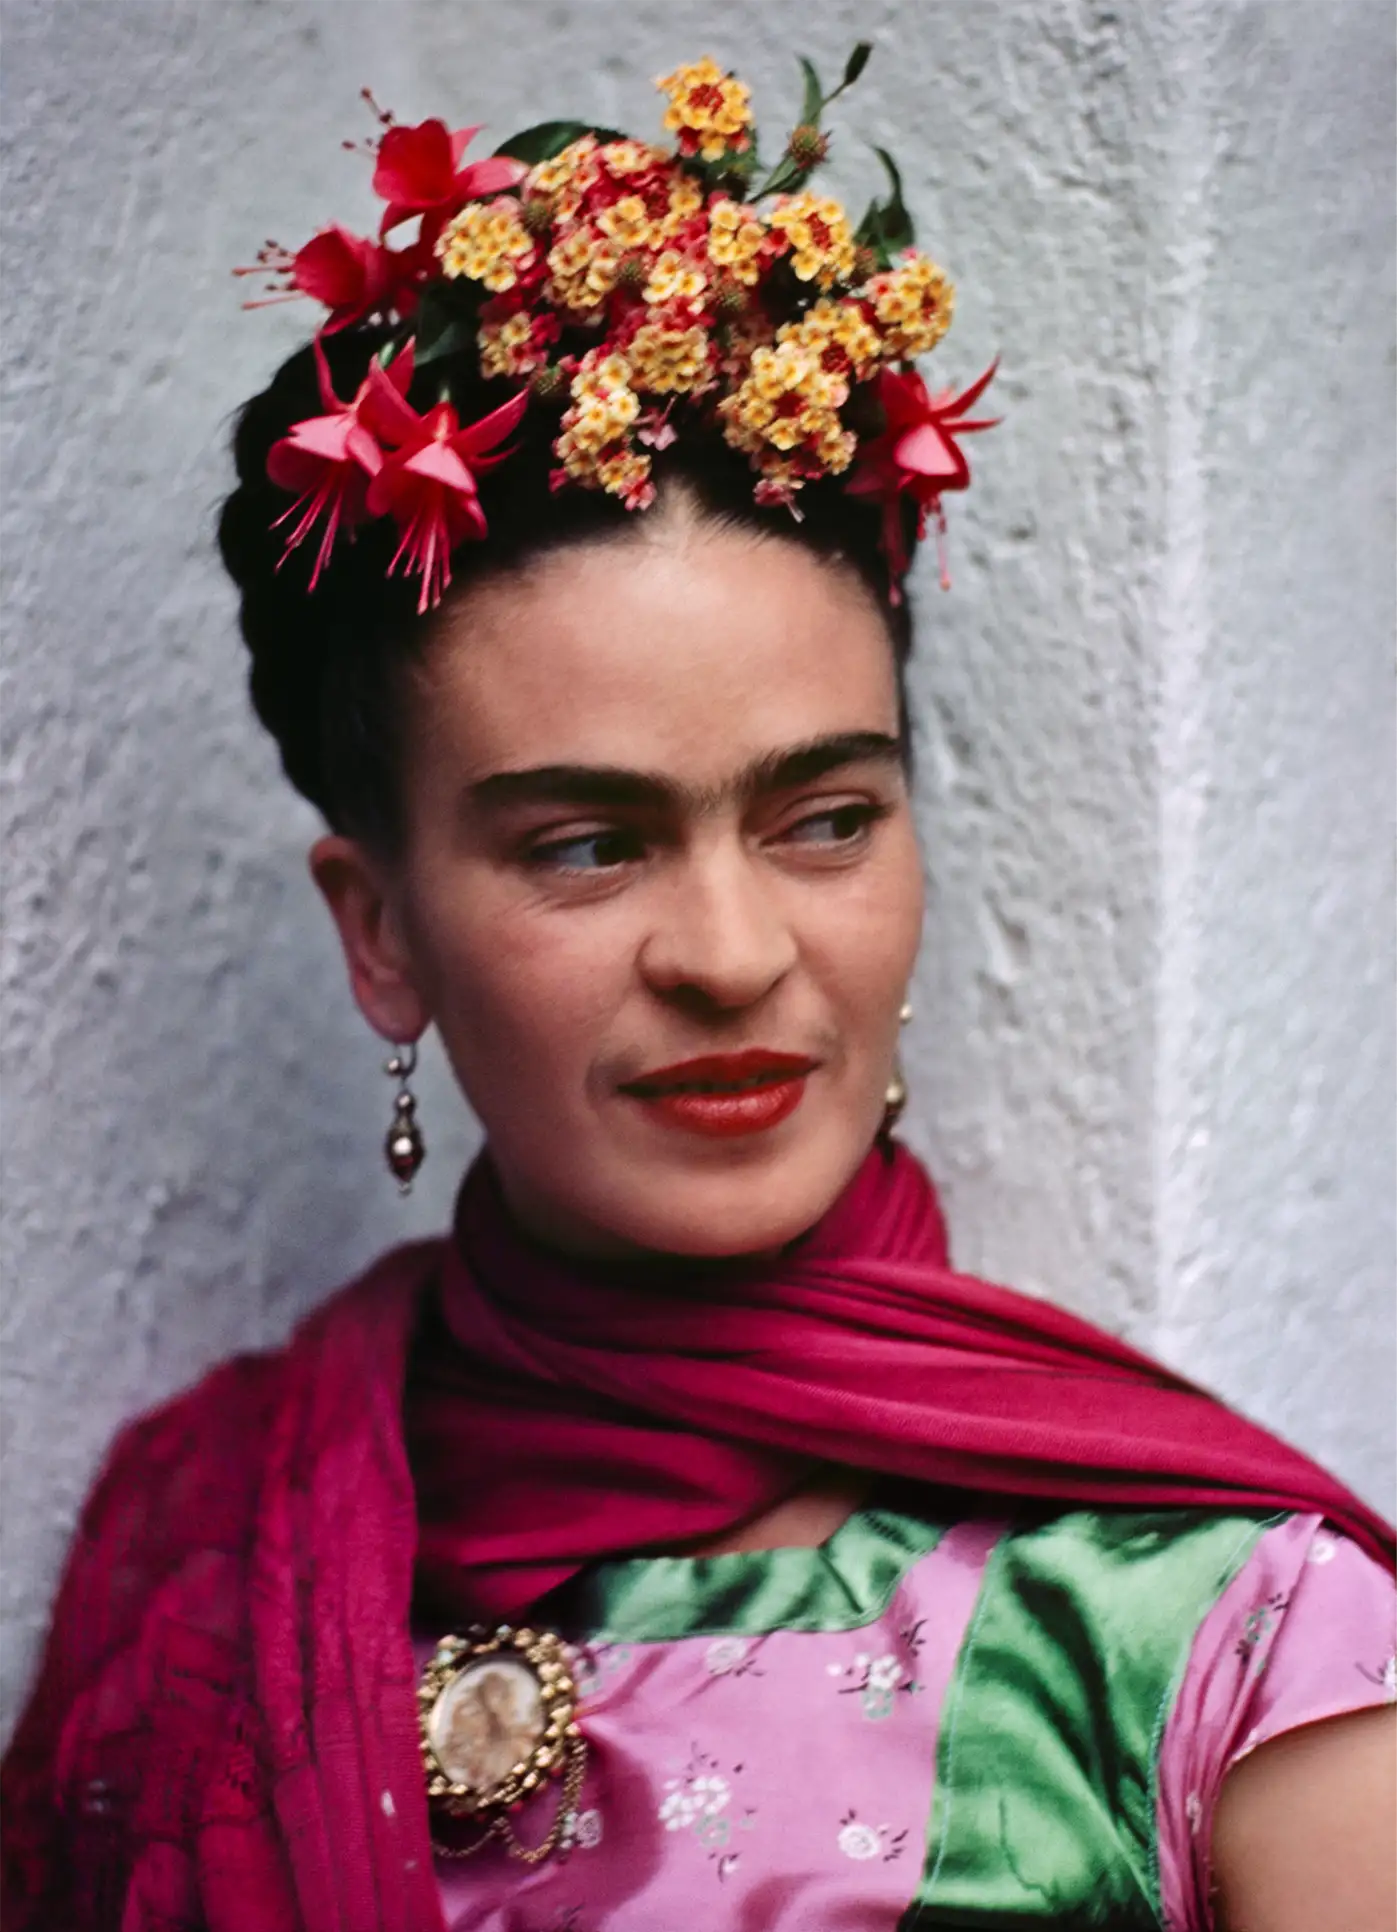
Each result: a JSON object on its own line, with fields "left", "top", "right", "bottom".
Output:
{"left": 315, "top": 512, "right": 924, "bottom": 1257}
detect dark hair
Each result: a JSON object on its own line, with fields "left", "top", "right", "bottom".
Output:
{"left": 218, "top": 326, "right": 917, "bottom": 853}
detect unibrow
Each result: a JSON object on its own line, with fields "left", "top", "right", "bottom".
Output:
{"left": 465, "top": 731, "right": 905, "bottom": 818}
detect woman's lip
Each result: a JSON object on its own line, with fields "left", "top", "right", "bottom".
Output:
{"left": 626, "top": 1075, "right": 811, "bottom": 1138}
{"left": 620, "top": 1049, "right": 819, "bottom": 1095}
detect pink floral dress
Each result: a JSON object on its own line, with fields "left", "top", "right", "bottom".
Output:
{"left": 417, "top": 1498, "right": 1395, "bottom": 1929}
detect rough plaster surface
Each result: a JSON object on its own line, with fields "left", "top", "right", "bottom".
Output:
{"left": 2, "top": 0, "right": 1392, "bottom": 1738}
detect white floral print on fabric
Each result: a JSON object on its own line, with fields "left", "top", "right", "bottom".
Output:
{"left": 703, "top": 1636, "right": 761, "bottom": 1678}
{"left": 658, "top": 1786, "right": 701, "bottom": 1830}
{"left": 1234, "top": 1591, "right": 1291, "bottom": 1673}
{"left": 828, "top": 1647, "right": 915, "bottom": 1720}
{"left": 659, "top": 1773, "right": 729, "bottom": 1828}
{"left": 1357, "top": 1653, "right": 1397, "bottom": 1698}
{"left": 571, "top": 1642, "right": 634, "bottom": 1699}
{"left": 836, "top": 1810, "right": 909, "bottom": 1863}
{"left": 1305, "top": 1533, "right": 1338, "bottom": 1565}
{"left": 690, "top": 1775, "right": 731, "bottom": 1816}
{"left": 837, "top": 1820, "right": 881, "bottom": 1861}
{"left": 559, "top": 1807, "right": 604, "bottom": 1852}
{"left": 657, "top": 1745, "right": 758, "bottom": 1880}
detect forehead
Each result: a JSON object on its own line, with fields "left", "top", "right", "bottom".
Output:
{"left": 411, "top": 525, "right": 900, "bottom": 787}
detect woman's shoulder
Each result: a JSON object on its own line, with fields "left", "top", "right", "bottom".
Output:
{"left": 0, "top": 1237, "right": 443, "bottom": 1924}
{"left": 79, "top": 1235, "right": 439, "bottom": 1523}
{"left": 5, "top": 1240, "right": 441, "bottom": 1728}
{"left": 957, "top": 1500, "right": 1393, "bottom": 1713}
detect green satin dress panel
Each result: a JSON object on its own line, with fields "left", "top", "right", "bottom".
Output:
{"left": 905, "top": 1507, "right": 1273, "bottom": 1928}
{"left": 557, "top": 1500, "right": 946, "bottom": 1642}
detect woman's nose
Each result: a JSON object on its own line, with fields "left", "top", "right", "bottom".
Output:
{"left": 638, "top": 842, "right": 798, "bottom": 1012}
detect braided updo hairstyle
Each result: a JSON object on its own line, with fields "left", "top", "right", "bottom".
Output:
{"left": 218, "top": 326, "right": 917, "bottom": 855}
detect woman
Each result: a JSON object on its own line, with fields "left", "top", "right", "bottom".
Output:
{"left": 4, "top": 52, "right": 1393, "bottom": 1932}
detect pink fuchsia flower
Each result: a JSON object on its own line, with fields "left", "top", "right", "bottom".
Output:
{"left": 265, "top": 338, "right": 416, "bottom": 587}
{"left": 289, "top": 224, "right": 422, "bottom": 331}
{"left": 846, "top": 361, "right": 999, "bottom": 593}
{"left": 372, "top": 119, "right": 527, "bottom": 246}
{"left": 364, "top": 378, "right": 530, "bottom": 612}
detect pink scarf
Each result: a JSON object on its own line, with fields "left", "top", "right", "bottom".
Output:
{"left": 411, "top": 1142, "right": 1392, "bottom": 1619}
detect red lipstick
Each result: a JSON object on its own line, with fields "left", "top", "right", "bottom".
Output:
{"left": 620, "top": 1049, "right": 818, "bottom": 1139}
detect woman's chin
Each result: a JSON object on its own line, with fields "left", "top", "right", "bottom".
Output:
{"left": 501, "top": 1127, "right": 876, "bottom": 1263}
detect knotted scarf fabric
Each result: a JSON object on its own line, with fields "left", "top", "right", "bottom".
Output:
{"left": 411, "top": 1141, "right": 1392, "bottom": 1620}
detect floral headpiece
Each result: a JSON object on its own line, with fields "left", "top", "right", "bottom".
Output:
{"left": 240, "top": 49, "right": 996, "bottom": 612}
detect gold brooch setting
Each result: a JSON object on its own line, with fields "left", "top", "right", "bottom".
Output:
{"left": 417, "top": 1623, "right": 588, "bottom": 1863}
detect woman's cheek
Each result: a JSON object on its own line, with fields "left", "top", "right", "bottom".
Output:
{"left": 799, "top": 842, "right": 922, "bottom": 1000}
{"left": 431, "top": 894, "right": 635, "bottom": 1082}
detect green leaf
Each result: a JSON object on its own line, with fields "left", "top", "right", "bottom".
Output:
{"left": 842, "top": 41, "right": 873, "bottom": 91}
{"left": 411, "top": 289, "right": 476, "bottom": 368}
{"left": 692, "top": 143, "right": 761, "bottom": 198}
{"left": 493, "top": 120, "right": 626, "bottom": 166}
{"left": 873, "top": 146, "right": 915, "bottom": 253}
{"left": 738, "top": 141, "right": 766, "bottom": 185}
{"left": 821, "top": 41, "right": 874, "bottom": 111}
{"left": 755, "top": 156, "right": 807, "bottom": 199}
{"left": 855, "top": 144, "right": 916, "bottom": 267}
{"left": 413, "top": 320, "right": 474, "bottom": 368}
{"left": 798, "top": 56, "right": 824, "bottom": 130}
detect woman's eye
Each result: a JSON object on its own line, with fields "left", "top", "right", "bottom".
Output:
{"left": 527, "top": 828, "right": 646, "bottom": 872}
{"left": 780, "top": 802, "right": 889, "bottom": 847}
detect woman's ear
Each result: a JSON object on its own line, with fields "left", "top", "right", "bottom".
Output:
{"left": 309, "top": 834, "right": 430, "bottom": 1044}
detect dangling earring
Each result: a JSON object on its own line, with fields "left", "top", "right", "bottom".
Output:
{"left": 384, "top": 1041, "right": 426, "bottom": 1194}
{"left": 881, "top": 1001, "right": 914, "bottom": 1139}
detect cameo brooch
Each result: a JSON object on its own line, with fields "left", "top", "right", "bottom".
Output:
{"left": 418, "top": 1624, "right": 587, "bottom": 1862}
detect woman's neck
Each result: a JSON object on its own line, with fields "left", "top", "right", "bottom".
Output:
{"left": 647, "top": 1465, "right": 871, "bottom": 1557}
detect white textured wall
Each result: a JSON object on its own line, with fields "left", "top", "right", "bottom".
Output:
{"left": 3, "top": 0, "right": 1392, "bottom": 1738}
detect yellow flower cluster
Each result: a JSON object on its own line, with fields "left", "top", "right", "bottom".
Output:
{"left": 715, "top": 306, "right": 779, "bottom": 382}
{"left": 719, "top": 334, "right": 856, "bottom": 475}
{"left": 546, "top": 228, "right": 621, "bottom": 317}
{"left": 436, "top": 199, "right": 537, "bottom": 293}
{"left": 525, "top": 138, "right": 709, "bottom": 324}
{"left": 766, "top": 193, "right": 857, "bottom": 289}
{"left": 597, "top": 194, "right": 658, "bottom": 253}
{"left": 627, "top": 320, "right": 711, "bottom": 394}
{"left": 643, "top": 248, "right": 707, "bottom": 309}
{"left": 662, "top": 171, "right": 705, "bottom": 235}
{"left": 564, "top": 351, "right": 641, "bottom": 436}
{"left": 477, "top": 312, "right": 546, "bottom": 379}
{"left": 527, "top": 135, "right": 603, "bottom": 222}
{"left": 656, "top": 57, "right": 754, "bottom": 163}
{"left": 706, "top": 198, "right": 769, "bottom": 287}
{"left": 555, "top": 351, "right": 653, "bottom": 505}
{"left": 600, "top": 138, "right": 669, "bottom": 178}
{"left": 430, "top": 67, "right": 960, "bottom": 518}
{"left": 784, "top": 298, "right": 884, "bottom": 381}
{"left": 594, "top": 445, "right": 654, "bottom": 504}
{"left": 862, "top": 250, "right": 955, "bottom": 358}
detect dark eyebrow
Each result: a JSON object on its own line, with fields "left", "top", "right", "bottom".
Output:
{"left": 465, "top": 730, "right": 905, "bottom": 817}
{"left": 746, "top": 731, "right": 905, "bottom": 795}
